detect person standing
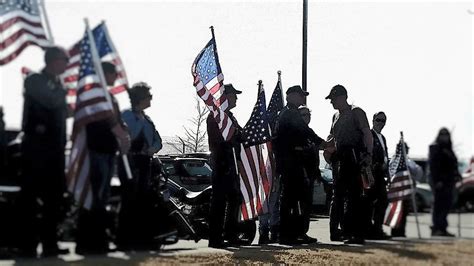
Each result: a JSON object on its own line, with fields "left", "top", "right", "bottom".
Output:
{"left": 207, "top": 84, "right": 244, "bottom": 248}
{"left": 325, "top": 84, "right": 373, "bottom": 245}
{"left": 75, "top": 62, "right": 130, "bottom": 254}
{"left": 367, "top": 112, "right": 390, "bottom": 239}
{"left": 297, "top": 105, "right": 325, "bottom": 241}
{"left": 274, "top": 85, "right": 319, "bottom": 245}
{"left": 116, "top": 82, "right": 162, "bottom": 250}
{"left": 17, "top": 47, "right": 70, "bottom": 257}
{"left": 429, "top": 128, "right": 460, "bottom": 237}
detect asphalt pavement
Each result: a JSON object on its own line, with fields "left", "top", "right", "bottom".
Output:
{"left": 0, "top": 212, "right": 472, "bottom": 265}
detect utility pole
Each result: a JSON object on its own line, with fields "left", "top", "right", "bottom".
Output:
{"left": 302, "top": 0, "right": 308, "bottom": 101}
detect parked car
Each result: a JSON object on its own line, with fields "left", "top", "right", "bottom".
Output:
{"left": 159, "top": 156, "right": 212, "bottom": 192}
{"left": 457, "top": 173, "right": 474, "bottom": 212}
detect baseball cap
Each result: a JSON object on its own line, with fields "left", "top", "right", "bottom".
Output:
{"left": 223, "top": 84, "right": 242, "bottom": 94}
{"left": 286, "top": 85, "right": 309, "bottom": 96}
{"left": 325, "top": 84, "right": 347, "bottom": 99}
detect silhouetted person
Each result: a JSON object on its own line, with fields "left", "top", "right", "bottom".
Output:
{"left": 274, "top": 86, "right": 320, "bottom": 245}
{"left": 17, "top": 47, "right": 70, "bottom": 257}
{"left": 297, "top": 105, "right": 325, "bottom": 241}
{"left": 325, "top": 84, "right": 373, "bottom": 245}
{"left": 207, "top": 84, "right": 243, "bottom": 248}
{"left": 75, "top": 62, "right": 130, "bottom": 254}
{"left": 116, "top": 82, "right": 162, "bottom": 250}
{"left": 429, "top": 128, "right": 460, "bottom": 237}
{"left": 367, "top": 112, "right": 390, "bottom": 239}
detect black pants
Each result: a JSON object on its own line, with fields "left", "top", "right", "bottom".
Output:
{"left": 432, "top": 183, "right": 454, "bottom": 232}
{"left": 116, "top": 155, "right": 157, "bottom": 248}
{"left": 17, "top": 147, "right": 65, "bottom": 253}
{"left": 333, "top": 151, "right": 366, "bottom": 239}
{"left": 329, "top": 162, "right": 345, "bottom": 236}
{"left": 279, "top": 162, "right": 305, "bottom": 241}
{"left": 366, "top": 177, "right": 388, "bottom": 235}
{"left": 299, "top": 177, "right": 314, "bottom": 236}
{"left": 76, "top": 151, "right": 115, "bottom": 251}
{"left": 208, "top": 165, "right": 241, "bottom": 245}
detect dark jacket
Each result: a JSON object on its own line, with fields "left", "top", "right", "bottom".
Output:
{"left": 86, "top": 93, "right": 122, "bottom": 153}
{"left": 429, "top": 144, "right": 460, "bottom": 185}
{"left": 207, "top": 111, "right": 242, "bottom": 174}
{"left": 273, "top": 103, "right": 323, "bottom": 182}
{"left": 371, "top": 129, "right": 389, "bottom": 182}
{"left": 22, "top": 70, "right": 67, "bottom": 152}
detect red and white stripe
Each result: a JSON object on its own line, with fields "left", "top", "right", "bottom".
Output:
{"left": 66, "top": 33, "right": 115, "bottom": 209}
{"left": 238, "top": 142, "right": 275, "bottom": 221}
{"left": 387, "top": 170, "right": 413, "bottom": 202}
{"left": 193, "top": 73, "right": 234, "bottom": 141}
{"left": 0, "top": 4, "right": 51, "bottom": 65}
{"left": 384, "top": 200, "right": 404, "bottom": 228}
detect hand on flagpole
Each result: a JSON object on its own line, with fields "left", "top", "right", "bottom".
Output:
{"left": 112, "top": 124, "right": 131, "bottom": 154}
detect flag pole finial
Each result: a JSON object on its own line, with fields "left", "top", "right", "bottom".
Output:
{"left": 210, "top": 26, "right": 215, "bottom": 39}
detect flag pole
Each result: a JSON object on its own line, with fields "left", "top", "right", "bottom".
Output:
{"left": 84, "top": 18, "right": 132, "bottom": 180}
{"left": 278, "top": 70, "right": 285, "bottom": 106}
{"left": 210, "top": 25, "right": 239, "bottom": 179}
{"left": 400, "top": 131, "right": 421, "bottom": 239}
{"left": 38, "top": 0, "right": 54, "bottom": 44}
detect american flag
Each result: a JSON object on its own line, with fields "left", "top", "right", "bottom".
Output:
{"left": 0, "top": 0, "right": 51, "bottom": 65}
{"left": 266, "top": 73, "right": 284, "bottom": 132}
{"left": 191, "top": 35, "right": 235, "bottom": 141}
{"left": 66, "top": 28, "right": 115, "bottom": 209}
{"left": 62, "top": 22, "right": 128, "bottom": 108}
{"left": 238, "top": 81, "right": 275, "bottom": 221}
{"left": 384, "top": 137, "right": 414, "bottom": 227}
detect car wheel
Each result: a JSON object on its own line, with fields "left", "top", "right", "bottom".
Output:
{"left": 464, "top": 198, "right": 474, "bottom": 212}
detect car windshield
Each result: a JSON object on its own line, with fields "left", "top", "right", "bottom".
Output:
{"left": 182, "top": 161, "right": 212, "bottom": 177}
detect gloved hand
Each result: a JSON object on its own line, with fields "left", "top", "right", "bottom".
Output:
{"left": 112, "top": 124, "right": 131, "bottom": 154}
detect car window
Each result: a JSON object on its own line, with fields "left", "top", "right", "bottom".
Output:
{"left": 182, "top": 161, "right": 212, "bottom": 177}
{"left": 162, "top": 162, "right": 176, "bottom": 175}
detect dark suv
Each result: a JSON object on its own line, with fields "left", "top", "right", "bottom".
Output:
{"left": 159, "top": 155, "right": 212, "bottom": 192}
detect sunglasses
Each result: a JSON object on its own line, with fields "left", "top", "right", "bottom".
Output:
{"left": 375, "top": 118, "right": 386, "bottom": 123}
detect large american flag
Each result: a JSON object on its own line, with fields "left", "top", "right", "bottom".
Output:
{"left": 62, "top": 22, "right": 128, "bottom": 108}
{"left": 66, "top": 28, "right": 115, "bottom": 209}
{"left": 0, "top": 0, "right": 51, "bottom": 65}
{"left": 266, "top": 72, "right": 284, "bottom": 132}
{"left": 384, "top": 137, "right": 414, "bottom": 228}
{"left": 191, "top": 35, "right": 235, "bottom": 141}
{"left": 238, "top": 81, "right": 275, "bottom": 221}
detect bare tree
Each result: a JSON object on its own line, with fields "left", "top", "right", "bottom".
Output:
{"left": 168, "top": 97, "right": 209, "bottom": 154}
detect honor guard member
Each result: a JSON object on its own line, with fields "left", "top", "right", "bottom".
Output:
{"left": 367, "top": 112, "right": 390, "bottom": 239}
{"left": 274, "top": 85, "right": 321, "bottom": 245}
{"left": 207, "top": 84, "right": 244, "bottom": 248}
{"left": 325, "top": 84, "right": 373, "bottom": 245}
{"left": 17, "top": 47, "right": 70, "bottom": 257}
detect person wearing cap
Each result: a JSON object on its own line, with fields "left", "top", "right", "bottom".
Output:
{"left": 75, "top": 62, "right": 131, "bottom": 255}
{"left": 116, "top": 82, "right": 162, "bottom": 251}
{"left": 325, "top": 84, "right": 373, "bottom": 245}
{"left": 297, "top": 105, "right": 326, "bottom": 241}
{"left": 206, "top": 83, "right": 244, "bottom": 248}
{"left": 273, "top": 85, "right": 323, "bottom": 245}
{"left": 365, "top": 112, "right": 390, "bottom": 240}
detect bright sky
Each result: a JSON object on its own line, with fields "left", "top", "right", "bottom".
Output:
{"left": 0, "top": 0, "right": 472, "bottom": 160}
